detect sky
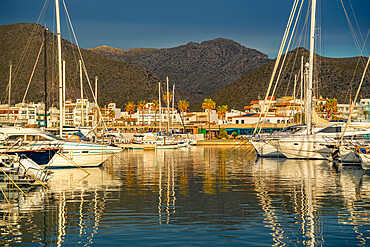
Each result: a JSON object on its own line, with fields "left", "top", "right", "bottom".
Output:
{"left": 0, "top": 0, "right": 369, "bottom": 58}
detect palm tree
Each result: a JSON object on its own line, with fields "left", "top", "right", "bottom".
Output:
{"left": 151, "top": 100, "right": 159, "bottom": 127}
{"left": 324, "top": 98, "right": 338, "bottom": 121}
{"left": 362, "top": 110, "right": 370, "bottom": 120}
{"left": 202, "top": 98, "right": 216, "bottom": 140}
{"left": 124, "top": 102, "right": 136, "bottom": 126}
{"left": 162, "top": 91, "right": 173, "bottom": 105}
{"left": 137, "top": 100, "right": 146, "bottom": 125}
{"left": 177, "top": 100, "right": 189, "bottom": 116}
{"left": 108, "top": 110, "right": 116, "bottom": 126}
{"left": 216, "top": 105, "right": 228, "bottom": 124}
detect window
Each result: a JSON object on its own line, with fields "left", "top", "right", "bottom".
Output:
{"left": 236, "top": 120, "right": 239, "bottom": 124}
{"left": 241, "top": 120, "right": 244, "bottom": 124}
{"left": 318, "top": 126, "right": 342, "bottom": 133}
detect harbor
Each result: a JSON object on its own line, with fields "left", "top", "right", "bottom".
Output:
{"left": 1, "top": 147, "right": 369, "bottom": 246}
{"left": 1, "top": 0, "right": 370, "bottom": 246}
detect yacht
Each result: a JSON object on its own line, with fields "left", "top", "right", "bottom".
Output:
{"left": 269, "top": 123, "right": 370, "bottom": 160}
{"left": 0, "top": 127, "right": 122, "bottom": 168}
{"left": 250, "top": 125, "right": 308, "bottom": 157}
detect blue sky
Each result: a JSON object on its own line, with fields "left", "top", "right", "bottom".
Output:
{"left": 1, "top": 0, "right": 369, "bottom": 58}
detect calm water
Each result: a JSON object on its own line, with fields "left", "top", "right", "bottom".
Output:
{"left": 1, "top": 146, "right": 369, "bottom": 246}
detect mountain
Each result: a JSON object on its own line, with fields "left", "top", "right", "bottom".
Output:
{"left": 0, "top": 23, "right": 163, "bottom": 109}
{"left": 211, "top": 47, "right": 369, "bottom": 110}
{"left": 89, "top": 38, "right": 270, "bottom": 101}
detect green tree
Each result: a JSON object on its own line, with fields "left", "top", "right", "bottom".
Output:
{"left": 217, "top": 105, "right": 228, "bottom": 123}
{"left": 231, "top": 131, "right": 238, "bottom": 139}
{"left": 202, "top": 98, "right": 216, "bottom": 140}
{"left": 151, "top": 100, "right": 159, "bottom": 127}
{"left": 178, "top": 100, "right": 189, "bottom": 116}
{"left": 137, "top": 100, "right": 147, "bottom": 125}
{"left": 124, "top": 102, "right": 136, "bottom": 126}
{"left": 219, "top": 128, "right": 228, "bottom": 139}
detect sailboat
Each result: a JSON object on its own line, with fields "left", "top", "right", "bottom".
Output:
{"left": 268, "top": 0, "right": 370, "bottom": 161}
{"left": 0, "top": 0, "right": 122, "bottom": 168}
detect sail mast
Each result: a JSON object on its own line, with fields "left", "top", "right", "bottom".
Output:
{"left": 166, "top": 77, "right": 170, "bottom": 135}
{"left": 62, "top": 60, "right": 66, "bottom": 126}
{"left": 159, "top": 82, "right": 162, "bottom": 135}
{"left": 55, "top": 0, "right": 63, "bottom": 137}
{"left": 80, "top": 59, "right": 84, "bottom": 126}
{"left": 7, "top": 62, "right": 12, "bottom": 121}
{"left": 44, "top": 27, "right": 48, "bottom": 128}
{"left": 300, "top": 56, "right": 303, "bottom": 125}
{"left": 307, "top": 0, "right": 317, "bottom": 135}
{"left": 172, "top": 84, "right": 175, "bottom": 132}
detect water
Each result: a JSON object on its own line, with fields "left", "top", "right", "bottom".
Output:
{"left": 1, "top": 146, "right": 369, "bottom": 246}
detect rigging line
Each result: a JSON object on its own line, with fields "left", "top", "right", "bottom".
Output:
{"left": 258, "top": 0, "right": 304, "bottom": 133}
{"left": 11, "top": 0, "right": 49, "bottom": 98}
{"left": 339, "top": 55, "right": 370, "bottom": 145}
{"left": 62, "top": 0, "right": 108, "bottom": 132}
{"left": 343, "top": 28, "right": 370, "bottom": 105}
{"left": 348, "top": 0, "right": 368, "bottom": 55}
{"left": 22, "top": 42, "right": 44, "bottom": 104}
{"left": 283, "top": 3, "right": 310, "bottom": 98}
{"left": 339, "top": 0, "right": 363, "bottom": 58}
{"left": 253, "top": 0, "right": 300, "bottom": 135}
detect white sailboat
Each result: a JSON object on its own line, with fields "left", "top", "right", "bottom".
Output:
{"left": 268, "top": 0, "right": 370, "bottom": 161}
{"left": 0, "top": 127, "right": 121, "bottom": 168}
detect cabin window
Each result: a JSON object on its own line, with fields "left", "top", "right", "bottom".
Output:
{"left": 26, "top": 135, "right": 38, "bottom": 141}
{"left": 277, "top": 120, "right": 280, "bottom": 123}
{"left": 241, "top": 120, "right": 245, "bottom": 124}
{"left": 281, "top": 120, "right": 285, "bottom": 123}
{"left": 318, "top": 126, "right": 342, "bottom": 133}
{"left": 236, "top": 120, "right": 239, "bottom": 124}
{"left": 38, "top": 136, "right": 48, "bottom": 141}
{"left": 8, "top": 135, "right": 24, "bottom": 141}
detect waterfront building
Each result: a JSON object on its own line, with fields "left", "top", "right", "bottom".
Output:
{"left": 231, "top": 113, "right": 292, "bottom": 124}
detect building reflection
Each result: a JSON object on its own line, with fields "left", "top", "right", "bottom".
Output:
{"left": 0, "top": 147, "right": 369, "bottom": 246}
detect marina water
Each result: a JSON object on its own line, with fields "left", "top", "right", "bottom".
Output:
{"left": 1, "top": 147, "right": 369, "bottom": 246}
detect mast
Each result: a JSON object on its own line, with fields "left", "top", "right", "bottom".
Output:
{"left": 166, "top": 77, "right": 170, "bottom": 135}
{"left": 95, "top": 76, "right": 98, "bottom": 105}
{"left": 79, "top": 59, "right": 84, "bottom": 126}
{"left": 44, "top": 28, "right": 48, "bottom": 128}
{"left": 307, "top": 0, "right": 317, "bottom": 135}
{"left": 55, "top": 0, "right": 63, "bottom": 137}
{"left": 7, "top": 62, "right": 12, "bottom": 121}
{"left": 63, "top": 60, "right": 66, "bottom": 126}
{"left": 172, "top": 84, "right": 175, "bottom": 132}
{"left": 293, "top": 74, "right": 297, "bottom": 123}
{"left": 159, "top": 82, "right": 162, "bottom": 135}
{"left": 300, "top": 56, "right": 304, "bottom": 125}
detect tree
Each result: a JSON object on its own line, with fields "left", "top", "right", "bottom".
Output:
{"left": 219, "top": 128, "right": 228, "bottom": 139}
{"left": 108, "top": 110, "right": 116, "bottom": 127}
{"left": 362, "top": 110, "right": 370, "bottom": 120}
{"left": 178, "top": 100, "right": 189, "bottom": 116}
{"left": 124, "top": 102, "right": 136, "bottom": 126}
{"left": 324, "top": 98, "right": 338, "bottom": 121}
{"left": 137, "top": 100, "right": 146, "bottom": 125}
{"left": 217, "top": 105, "right": 228, "bottom": 123}
{"left": 231, "top": 131, "right": 238, "bottom": 139}
{"left": 151, "top": 100, "right": 159, "bottom": 127}
{"left": 162, "top": 91, "right": 173, "bottom": 105}
{"left": 202, "top": 98, "right": 216, "bottom": 140}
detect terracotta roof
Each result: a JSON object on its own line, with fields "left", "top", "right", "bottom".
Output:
{"left": 232, "top": 113, "right": 289, "bottom": 118}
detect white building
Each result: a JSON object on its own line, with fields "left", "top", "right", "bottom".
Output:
{"left": 231, "top": 113, "right": 292, "bottom": 124}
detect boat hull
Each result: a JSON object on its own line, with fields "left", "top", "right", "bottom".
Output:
{"left": 270, "top": 139, "right": 332, "bottom": 160}
{"left": 358, "top": 153, "right": 370, "bottom": 170}
{"left": 45, "top": 151, "right": 116, "bottom": 168}
{"left": 250, "top": 140, "right": 285, "bottom": 158}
